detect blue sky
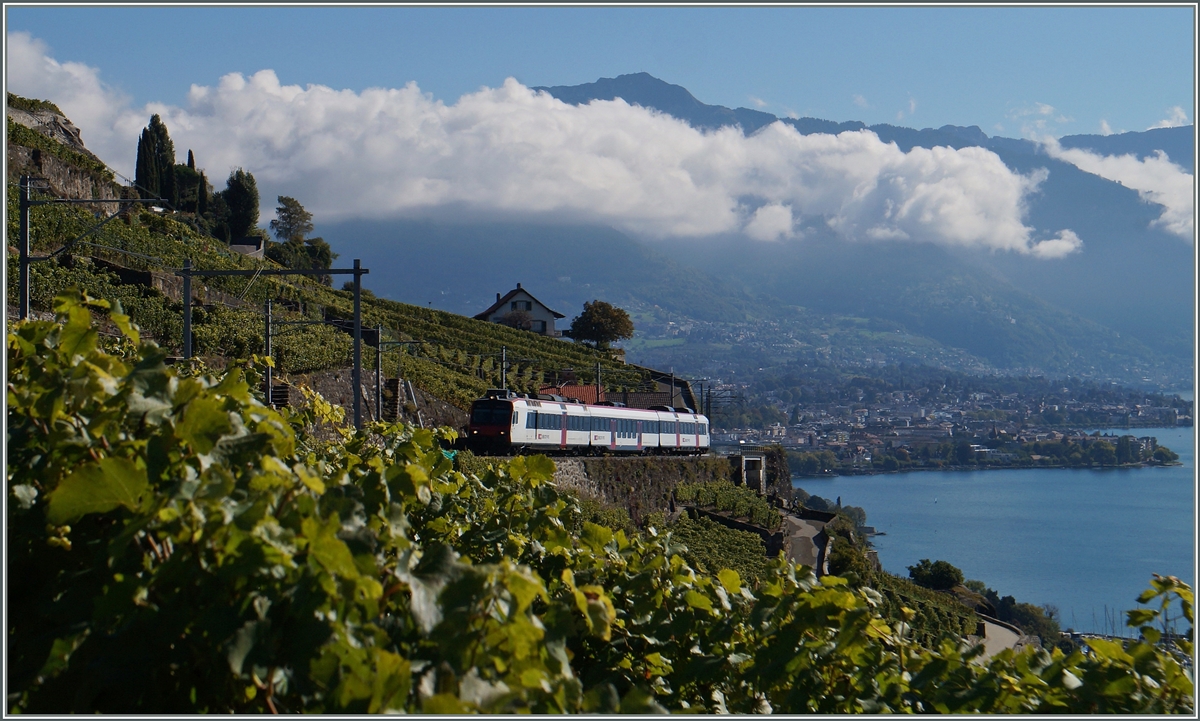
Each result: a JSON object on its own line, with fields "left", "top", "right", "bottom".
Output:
{"left": 6, "top": 5, "right": 1195, "bottom": 137}
{"left": 5, "top": 5, "right": 1194, "bottom": 251}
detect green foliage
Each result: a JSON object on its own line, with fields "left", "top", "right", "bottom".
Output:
{"left": 825, "top": 515, "right": 873, "bottom": 580}
{"left": 269, "top": 196, "right": 315, "bottom": 242}
{"left": 870, "top": 573, "right": 981, "bottom": 648}
{"left": 675, "top": 480, "right": 781, "bottom": 530}
{"left": 665, "top": 515, "right": 775, "bottom": 586}
{"left": 908, "top": 559, "right": 966, "bottom": 591}
{"left": 565, "top": 498, "right": 635, "bottom": 537}
{"left": 1153, "top": 446, "right": 1180, "bottom": 463}
{"left": 134, "top": 114, "right": 176, "bottom": 205}
{"left": 579, "top": 457, "right": 734, "bottom": 526}
{"left": 567, "top": 300, "right": 635, "bottom": 350}
{"left": 6, "top": 295, "right": 1196, "bottom": 714}
{"left": 222, "top": 168, "right": 260, "bottom": 241}
{"left": 789, "top": 449, "right": 840, "bottom": 475}
{"left": 7, "top": 91, "right": 64, "bottom": 115}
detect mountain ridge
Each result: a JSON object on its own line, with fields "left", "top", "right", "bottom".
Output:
{"left": 530, "top": 72, "right": 1194, "bottom": 376}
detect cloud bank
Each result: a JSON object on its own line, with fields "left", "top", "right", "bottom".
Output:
{"left": 8, "top": 31, "right": 1079, "bottom": 257}
{"left": 1043, "top": 137, "right": 1194, "bottom": 240}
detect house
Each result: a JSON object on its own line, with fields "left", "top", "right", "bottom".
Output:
{"left": 229, "top": 235, "right": 264, "bottom": 259}
{"left": 474, "top": 283, "right": 566, "bottom": 337}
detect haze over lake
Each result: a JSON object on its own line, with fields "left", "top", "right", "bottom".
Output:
{"left": 795, "top": 426, "right": 1195, "bottom": 634}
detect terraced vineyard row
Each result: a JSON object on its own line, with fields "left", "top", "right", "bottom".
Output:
{"left": 12, "top": 185, "right": 651, "bottom": 410}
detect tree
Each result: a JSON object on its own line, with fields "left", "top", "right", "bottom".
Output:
{"left": 205, "top": 189, "right": 230, "bottom": 242}
{"left": 1116, "top": 435, "right": 1134, "bottom": 464}
{"left": 269, "top": 196, "right": 314, "bottom": 243}
{"left": 498, "top": 309, "right": 534, "bottom": 331}
{"left": 566, "top": 300, "right": 634, "bottom": 350}
{"left": 134, "top": 115, "right": 176, "bottom": 205}
{"left": 954, "top": 440, "right": 975, "bottom": 465}
{"left": 223, "top": 168, "right": 259, "bottom": 241}
{"left": 907, "top": 558, "right": 965, "bottom": 590}
{"left": 263, "top": 196, "right": 336, "bottom": 284}
{"left": 196, "top": 171, "right": 208, "bottom": 215}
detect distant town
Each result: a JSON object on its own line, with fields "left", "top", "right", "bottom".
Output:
{"left": 711, "top": 385, "right": 1191, "bottom": 474}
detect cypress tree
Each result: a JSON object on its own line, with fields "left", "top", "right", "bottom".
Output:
{"left": 134, "top": 129, "right": 158, "bottom": 200}
{"left": 224, "top": 168, "right": 260, "bottom": 241}
{"left": 149, "top": 115, "right": 177, "bottom": 207}
{"left": 197, "top": 172, "right": 208, "bottom": 215}
{"left": 187, "top": 149, "right": 195, "bottom": 170}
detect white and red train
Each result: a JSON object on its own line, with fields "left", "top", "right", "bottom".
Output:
{"left": 467, "top": 389, "right": 710, "bottom": 455}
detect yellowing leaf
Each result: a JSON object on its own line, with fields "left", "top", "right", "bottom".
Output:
{"left": 581, "top": 522, "right": 613, "bottom": 553}
{"left": 684, "top": 590, "right": 714, "bottom": 612}
{"left": 718, "top": 568, "right": 742, "bottom": 595}
{"left": 295, "top": 464, "right": 326, "bottom": 495}
{"left": 47, "top": 458, "right": 148, "bottom": 525}
{"left": 109, "top": 310, "right": 139, "bottom": 344}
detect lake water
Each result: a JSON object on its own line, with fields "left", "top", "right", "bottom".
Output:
{"left": 794, "top": 426, "right": 1196, "bottom": 634}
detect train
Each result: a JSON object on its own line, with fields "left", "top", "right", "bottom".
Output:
{"left": 466, "top": 389, "right": 710, "bottom": 455}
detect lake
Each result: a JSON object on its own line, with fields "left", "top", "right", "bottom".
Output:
{"left": 793, "top": 426, "right": 1195, "bottom": 634}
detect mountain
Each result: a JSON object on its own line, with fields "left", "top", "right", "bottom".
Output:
{"left": 323, "top": 213, "right": 1187, "bottom": 388}
{"left": 533, "top": 72, "right": 778, "bottom": 134}
{"left": 1058, "top": 127, "right": 1193, "bottom": 167}
{"left": 531, "top": 73, "right": 1194, "bottom": 377}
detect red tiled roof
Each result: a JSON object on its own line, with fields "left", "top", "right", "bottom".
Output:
{"left": 539, "top": 384, "right": 605, "bottom": 404}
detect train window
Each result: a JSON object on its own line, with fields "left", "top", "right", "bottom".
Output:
{"left": 471, "top": 402, "right": 512, "bottom": 426}
{"left": 699, "top": 424, "right": 707, "bottom": 436}
{"left": 512, "top": 412, "right": 518, "bottom": 425}
{"left": 526, "top": 411, "right": 537, "bottom": 429}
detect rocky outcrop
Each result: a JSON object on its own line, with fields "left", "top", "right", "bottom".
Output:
{"left": 7, "top": 105, "right": 97, "bottom": 157}
{"left": 7, "top": 104, "right": 120, "bottom": 213}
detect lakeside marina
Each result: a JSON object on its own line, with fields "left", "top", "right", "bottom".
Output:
{"left": 793, "top": 426, "right": 1195, "bottom": 635}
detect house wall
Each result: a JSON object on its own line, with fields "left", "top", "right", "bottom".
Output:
{"left": 484, "top": 290, "right": 560, "bottom": 336}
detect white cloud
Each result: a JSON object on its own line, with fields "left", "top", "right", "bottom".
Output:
{"left": 1099, "top": 119, "right": 1113, "bottom": 136}
{"left": 1149, "top": 106, "right": 1190, "bottom": 129}
{"left": 1007, "top": 102, "right": 1078, "bottom": 137}
{"left": 1042, "top": 137, "right": 1194, "bottom": 240}
{"left": 1029, "top": 230, "right": 1083, "bottom": 259}
{"left": 895, "top": 97, "right": 916, "bottom": 121}
{"left": 8, "top": 31, "right": 1077, "bottom": 257}
{"left": 744, "top": 203, "right": 794, "bottom": 241}
{"left": 852, "top": 94, "right": 869, "bottom": 109}
{"left": 748, "top": 95, "right": 767, "bottom": 109}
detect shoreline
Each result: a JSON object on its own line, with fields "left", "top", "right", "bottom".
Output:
{"left": 792, "top": 460, "right": 1183, "bottom": 479}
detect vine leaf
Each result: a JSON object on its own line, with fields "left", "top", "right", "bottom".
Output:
{"left": 57, "top": 303, "right": 99, "bottom": 359}
{"left": 47, "top": 457, "right": 148, "bottom": 524}
{"left": 177, "top": 395, "right": 233, "bottom": 454}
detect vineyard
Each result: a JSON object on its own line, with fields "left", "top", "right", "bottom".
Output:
{"left": 8, "top": 177, "right": 650, "bottom": 410}
{"left": 675, "top": 480, "right": 783, "bottom": 530}
{"left": 5, "top": 293, "right": 1194, "bottom": 714}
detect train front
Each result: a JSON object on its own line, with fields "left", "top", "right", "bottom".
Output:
{"left": 467, "top": 397, "right": 516, "bottom": 453}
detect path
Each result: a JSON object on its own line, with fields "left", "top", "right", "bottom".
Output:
{"left": 976, "top": 618, "right": 1021, "bottom": 661}
{"left": 782, "top": 515, "right": 828, "bottom": 574}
